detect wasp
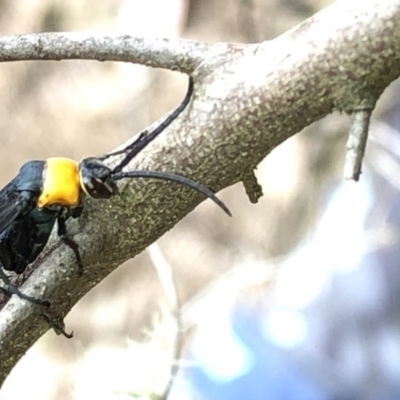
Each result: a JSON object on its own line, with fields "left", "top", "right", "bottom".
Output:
{"left": 0, "top": 77, "right": 230, "bottom": 309}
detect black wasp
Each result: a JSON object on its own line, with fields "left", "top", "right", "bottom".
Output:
{"left": 0, "top": 77, "right": 231, "bottom": 310}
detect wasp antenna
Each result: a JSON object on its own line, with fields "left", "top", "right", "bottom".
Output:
{"left": 97, "top": 131, "right": 149, "bottom": 161}
{"left": 112, "top": 170, "right": 231, "bottom": 217}
{"left": 110, "top": 76, "right": 194, "bottom": 173}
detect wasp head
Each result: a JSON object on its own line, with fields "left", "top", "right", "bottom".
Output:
{"left": 79, "top": 158, "right": 118, "bottom": 199}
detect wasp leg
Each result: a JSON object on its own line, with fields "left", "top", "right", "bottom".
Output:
{"left": 0, "top": 268, "right": 50, "bottom": 307}
{"left": 41, "top": 313, "right": 73, "bottom": 339}
{"left": 57, "top": 215, "right": 83, "bottom": 275}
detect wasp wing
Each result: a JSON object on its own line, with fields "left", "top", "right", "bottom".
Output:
{"left": 0, "top": 207, "right": 58, "bottom": 273}
{"left": 0, "top": 181, "right": 36, "bottom": 236}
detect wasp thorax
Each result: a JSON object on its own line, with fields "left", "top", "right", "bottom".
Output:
{"left": 79, "top": 158, "right": 118, "bottom": 199}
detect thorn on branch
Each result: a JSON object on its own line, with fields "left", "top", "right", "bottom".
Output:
{"left": 242, "top": 169, "right": 263, "bottom": 204}
{"left": 344, "top": 109, "right": 372, "bottom": 181}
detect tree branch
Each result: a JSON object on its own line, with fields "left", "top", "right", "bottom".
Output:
{"left": 344, "top": 109, "right": 372, "bottom": 181}
{"left": 1, "top": 0, "right": 400, "bottom": 386}
{"left": 0, "top": 33, "right": 242, "bottom": 73}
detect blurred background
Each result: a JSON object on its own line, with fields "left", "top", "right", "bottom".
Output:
{"left": 1, "top": 0, "right": 400, "bottom": 399}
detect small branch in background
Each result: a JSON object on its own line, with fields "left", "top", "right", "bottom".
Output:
{"left": 242, "top": 168, "right": 263, "bottom": 203}
{"left": 148, "top": 243, "right": 183, "bottom": 400}
{"left": 0, "top": 33, "right": 215, "bottom": 73}
{"left": 344, "top": 110, "right": 372, "bottom": 181}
